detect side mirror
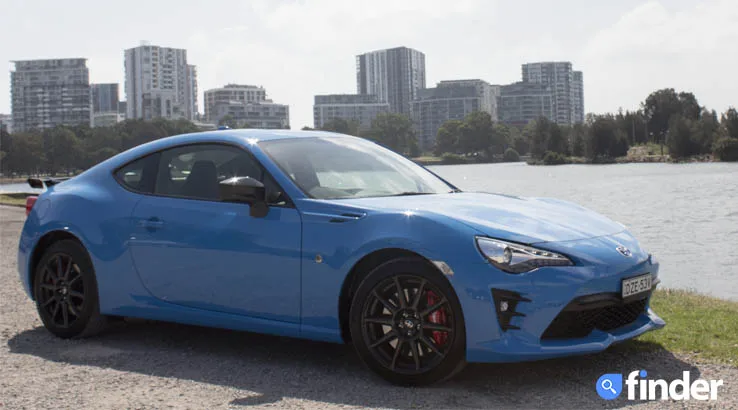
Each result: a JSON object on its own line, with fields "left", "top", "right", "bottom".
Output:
{"left": 219, "top": 177, "right": 269, "bottom": 218}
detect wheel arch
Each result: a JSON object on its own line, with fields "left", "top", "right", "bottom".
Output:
{"left": 28, "top": 230, "right": 85, "bottom": 299}
{"left": 338, "top": 248, "right": 444, "bottom": 343}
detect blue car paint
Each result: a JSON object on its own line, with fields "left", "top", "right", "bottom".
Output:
{"left": 18, "top": 129, "right": 665, "bottom": 362}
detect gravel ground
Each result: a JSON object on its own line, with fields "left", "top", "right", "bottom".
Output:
{"left": 0, "top": 205, "right": 736, "bottom": 409}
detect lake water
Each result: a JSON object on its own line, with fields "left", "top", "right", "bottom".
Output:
{"left": 0, "top": 183, "right": 42, "bottom": 194}
{"left": 2, "top": 163, "right": 737, "bottom": 300}
{"left": 429, "top": 162, "right": 738, "bottom": 301}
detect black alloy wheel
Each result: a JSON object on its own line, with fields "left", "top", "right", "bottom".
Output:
{"left": 34, "top": 240, "right": 107, "bottom": 339}
{"left": 350, "top": 258, "right": 466, "bottom": 386}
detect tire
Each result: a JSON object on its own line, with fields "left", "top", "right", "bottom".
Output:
{"left": 349, "top": 257, "right": 467, "bottom": 386}
{"left": 33, "top": 239, "right": 107, "bottom": 339}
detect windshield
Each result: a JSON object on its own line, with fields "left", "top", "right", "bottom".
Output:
{"left": 259, "top": 137, "right": 455, "bottom": 199}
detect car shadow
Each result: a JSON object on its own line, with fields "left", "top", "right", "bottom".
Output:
{"left": 8, "top": 321, "right": 699, "bottom": 409}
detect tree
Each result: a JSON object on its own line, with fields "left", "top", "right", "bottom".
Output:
{"left": 570, "top": 123, "right": 586, "bottom": 157}
{"left": 529, "top": 117, "right": 552, "bottom": 159}
{"left": 586, "top": 115, "right": 628, "bottom": 159}
{"left": 511, "top": 134, "right": 529, "bottom": 156}
{"left": 678, "top": 92, "right": 701, "bottom": 121}
{"left": 366, "top": 113, "right": 417, "bottom": 154}
{"left": 722, "top": 108, "right": 738, "bottom": 139}
{"left": 320, "top": 118, "right": 359, "bottom": 136}
{"left": 693, "top": 110, "right": 721, "bottom": 154}
{"left": 546, "top": 123, "right": 568, "bottom": 155}
{"left": 643, "top": 89, "right": 682, "bottom": 145}
{"left": 503, "top": 148, "right": 520, "bottom": 162}
{"left": 643, "top": 89, "right": 702, "bottom": 148}
{"left": 301, "top": 126, "right": 314, "bottom": 131}
{"left": 666, "top": 115, "right": 697, "bottom": 159}
{"left": 489, "top": 123, "right": 513, "bottom": 155}
{"left": 713, "top": 137, "right": 738, "bottom": 161}
{"left": 458, "top": 111, "right": 494, "bottom": 154}
{"left": 218, "top": 115, "right": 238, "bottom": 129}
{"left": 434, "top": 120, "right": 462, "bottom": 155}
{"left": 5, "top": 133, "right": 44, "bottom": 175}
{"left": 0, "top": 129, "right": 11, "bottom": 171}
{"left": 43, "top": 127, "right": 82, "bottom": 174}
{"left": 615, "top": 110, "right": 648, "bottom": 145}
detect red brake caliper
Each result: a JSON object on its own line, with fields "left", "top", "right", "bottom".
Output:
{"left": 426, "top": 291, "right": 448, "bottom": 346}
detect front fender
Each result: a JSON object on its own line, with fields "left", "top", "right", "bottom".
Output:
{"left": 297, "top": 200, "right": 485, "bottom": 342}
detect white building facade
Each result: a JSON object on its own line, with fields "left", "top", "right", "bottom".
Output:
{"left": 313, "top": 94, "right": 390, "bottom": 131}
{"left": 11, "top": 58, "right": 91, "bottom": 132}
{"left": 124, "top": 44, "right": 198, "bottom": 121}
{"left": 356, "top": 47, "right": 426, "bottom": 116}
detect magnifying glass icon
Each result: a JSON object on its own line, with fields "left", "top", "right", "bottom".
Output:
{"left": 601, "top": 379, "right": 617, "bottom": 395}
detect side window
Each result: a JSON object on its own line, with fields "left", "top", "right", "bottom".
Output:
{"left": 155, "top": 144, "right": 261, "bottom": 201}
{"left": 153, "top": 144, "right": 287, "bottom": 205}
{"left": 114, "top": 153, "right": 159, "bottom": 193}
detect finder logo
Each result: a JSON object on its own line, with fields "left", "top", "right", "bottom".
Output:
{"left": 596, "top": 374, "right": 622, "bottom": 400}
{"left": 597, "top": 370, "right": 724, "bottom": 401}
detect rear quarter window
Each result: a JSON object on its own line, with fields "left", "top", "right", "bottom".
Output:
{"left": 114, "top": 153, "right": 159, "bottom": 194}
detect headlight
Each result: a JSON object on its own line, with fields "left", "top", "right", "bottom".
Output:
{"left": 476, "top": 237, "right": 573, "bottom": 274}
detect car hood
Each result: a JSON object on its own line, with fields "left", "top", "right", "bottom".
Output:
{"left": 331, "top": 192, "right": 625, "bottom": 244}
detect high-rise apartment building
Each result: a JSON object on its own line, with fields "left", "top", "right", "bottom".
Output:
{"left": 436, "top": 80, "right": 500, "bottom": 121}
{"left": 313, "top": 94, "right": 390, "bottom": 131}
{"left": 11, "top": 58, "right": 91, "bottom": 132}
{"left": 186, "top": 65, "right": 199, "bottom": 120}
{"left": 204, "top": 84, "right": 267, "bottom": 122}
{"left": 411, "top": 79, "right": 499, "bottom": 150}
{"left": 521, "top": 62, "right": 582, "bottom": 125}
{"left": 410, "top": 83, "right": 480, "bottom": 150}
{"left": 497, "top": 82, "right": 554, "bottom": 126}
{"left": 91, "top": 83, "right": 120, "bottom": 113}
{"left": 356, "top": 47, "right": 426, "bottom": 116}
{"left": 124, "top": 44, "right": 198, "bottom": 121}
{"left": 572, "top": 71, "right": 584, "bottom": 123}
{"left": 204, "top": 84, "right": 288, "bottom": 129}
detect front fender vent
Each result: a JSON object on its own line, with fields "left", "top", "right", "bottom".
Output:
{"left": 329, "top": 212, "right": 366, "bottom": 223}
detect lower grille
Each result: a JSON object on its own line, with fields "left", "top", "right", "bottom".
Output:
{"left": 541, "top": 293, "right": 649, "bottom": 340}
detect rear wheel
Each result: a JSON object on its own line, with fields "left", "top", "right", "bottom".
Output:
{"left": 349, "top": 257, "right": 466, "bottom": 386}
{"left": 33, "top": 240, "right": 107, "bottom": 339}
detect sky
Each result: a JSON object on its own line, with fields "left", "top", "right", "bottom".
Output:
{"left": 2, "top": 0, "right": 737, "bottom": 129}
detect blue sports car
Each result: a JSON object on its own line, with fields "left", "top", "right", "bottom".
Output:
{"left": 18, "top": 130, "right": 665, "bottom": 385}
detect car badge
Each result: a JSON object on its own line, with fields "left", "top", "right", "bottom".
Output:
{"left": 616, "top": 246, "right": 632, "bottom": 257}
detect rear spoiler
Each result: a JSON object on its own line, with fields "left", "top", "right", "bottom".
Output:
{"left": 27, "top": 177, "right": 71, "bottom": 189}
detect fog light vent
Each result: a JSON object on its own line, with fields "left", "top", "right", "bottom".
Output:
{"left": 491, "top": 289, "right": 530, "bottom": 331}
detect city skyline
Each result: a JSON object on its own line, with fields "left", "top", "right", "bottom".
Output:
{"left": 1, "top": 0, "right": 736, "bottom": 129}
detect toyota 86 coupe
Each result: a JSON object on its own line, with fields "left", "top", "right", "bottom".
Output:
{"left": 18, "top": 129, "right": 665, "bottom": 385}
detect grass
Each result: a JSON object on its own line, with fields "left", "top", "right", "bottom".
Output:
{"left": 623, "top": 289, "right": 738, "bottom": 365}
{"left": 0, "top": 193, "right": 30, "bottom": 207}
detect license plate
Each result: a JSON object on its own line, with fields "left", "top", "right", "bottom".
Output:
{"left": 622, "top": 273, "right": 652, "bottom": 298}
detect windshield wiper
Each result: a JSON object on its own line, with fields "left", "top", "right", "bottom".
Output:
{"left": 390, "top": 192, "right": 433, "bottom": 196}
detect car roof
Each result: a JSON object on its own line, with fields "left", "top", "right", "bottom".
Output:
{"left": 95, "top": 129, "right": 352, "bottom": 169}
{"left": 201, "top": 129, "right": 346, "bottom": 142}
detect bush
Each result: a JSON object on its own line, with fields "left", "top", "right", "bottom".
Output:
{"left": 542, "top": 151, "right": 569, "bottom": 165}
{"left": 440, "top": 153, "right": 469, "bottom": 165}
{"left": 713, "top": 137, "right": 738, "bottom": 161}
{"left": 503, "top": 148, "right": 520, "bottom": 162}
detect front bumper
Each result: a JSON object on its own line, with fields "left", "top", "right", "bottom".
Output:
{"left": 455, "top": 232, "right": 666, "bottom": 363}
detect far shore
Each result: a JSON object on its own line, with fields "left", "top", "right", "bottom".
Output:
{"left": 412, "top": 154, "right": 717, "bottom": 166}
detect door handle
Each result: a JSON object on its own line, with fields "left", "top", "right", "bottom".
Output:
{"left": 139, "top": 217, "right": 164, "bottom": 231}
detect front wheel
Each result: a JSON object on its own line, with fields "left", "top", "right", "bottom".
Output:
{"left": 349, "top": 258, "right": 466, "bottom": 386}
{"left": 33, "top": 240, "right": 107, "bottom": 339}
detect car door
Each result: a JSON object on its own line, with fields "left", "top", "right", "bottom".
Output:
{"left": 127, "top": 143, "right": 302, "bottom": 323}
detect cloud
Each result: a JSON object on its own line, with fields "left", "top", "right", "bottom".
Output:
{"left": 186, "top": 0, "right": 502, "bottom": 128}
{"left": 580, "top": 0, "right": 738, "bottom": 113}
